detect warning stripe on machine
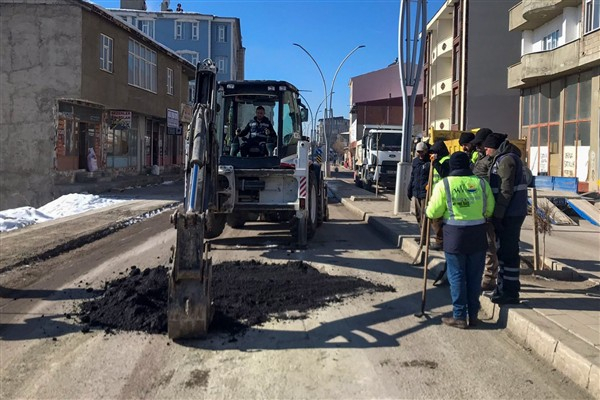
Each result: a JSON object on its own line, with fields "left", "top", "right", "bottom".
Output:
{"left": 299, "top": 176, "right": 307, "bottom": 198}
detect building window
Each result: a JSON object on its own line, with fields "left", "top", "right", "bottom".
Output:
{"left": 128, "top": 38, "right": 157, "bottom": 93}
{"left": 191, "top": 22, "right": 199, "bottom": 40}
{"left": 451, "top": 89, "right": 460, "bottom": 126}
{"left": 167, "top": 68, "right": 174, "bottom": 95}
{"left": 188, "top": 84, "right": 195, "bottom": 103}
{"left": 452, "top": 44, "right": 460, "bottom": 82}
{"left": 138, "top": 19, "right": 155, "bottom": 38}
{"left": 176, "top": 50, "right": 198, "bottom": 67}
{"left": 175, "top": 21, "right": 183, "bottom": 39}
{"left": 585, "top": 0, "right": 600, "bottom": 33}
{"left": 216, "top": 56, "right": 228, "bottom": 74}
{"left": 563, "top": 72, "right": 592, "bottom": 178}
{"left": 542, "top": 30, "right": 559, "bottom": 51}
{"left": 453, "top": 2, "right": 462, "bottom": 38}
{"left": 218, "top": 25, "right": 226, "bottom": 42}
{"left": 100, "top": 34, "right": 113, "bottom": 73}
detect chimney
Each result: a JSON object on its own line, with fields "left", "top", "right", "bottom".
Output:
{"left": 120, "top": 0, "right": 147, "bottom": 10}
{"left": 160, "top": 0, "right": 170, "bottom": 11}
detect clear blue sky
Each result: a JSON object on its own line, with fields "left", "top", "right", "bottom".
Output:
{"left": 93, "top": 0, "right": 445, "bottom": 124}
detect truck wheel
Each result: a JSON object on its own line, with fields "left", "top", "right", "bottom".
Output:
{"left": 226, "top": 212, "right": 246, "bottom": 229}
{"left": 205, "top": 212, "right": 226, "bottom": 239}
{"left": 317, "top": 182, "right": 327, "bottom": 226}
{"left": 354, "top": 174, "right": 363, "bottom": 188}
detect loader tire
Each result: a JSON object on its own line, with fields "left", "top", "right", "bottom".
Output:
{"left": 205, "top": 212, "right": 226, "bottom": 239}
{"left": 226, "top": 212, "right": 246, "bottom": 229}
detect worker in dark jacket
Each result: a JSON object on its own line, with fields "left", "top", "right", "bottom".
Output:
{"left": 428, "top": 139, "right": 450, "bottom": 250}
{"left": 426, "top": 152, "right": 495, "bottom": 328}
{"left": 407, "top": 141, "right": 430, "bottom": 234}
{"left": 459, "top": 131, "right": 477, "bottom": 164}
{"left": 483, "top": 133, "right": 528, "bottom": 304}
{"left": 470, "top": 128, "right": 503, "bottom": 290}
{"left": 236, "top": 106, "right": 277, "bottom": 157}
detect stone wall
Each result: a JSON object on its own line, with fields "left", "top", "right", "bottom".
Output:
{"left": 0, "top": 0, "right": 82, "bottom": 209}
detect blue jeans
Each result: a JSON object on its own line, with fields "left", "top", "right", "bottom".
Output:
{"left": 445, "top": 251, "right": 486, "bottom": 320}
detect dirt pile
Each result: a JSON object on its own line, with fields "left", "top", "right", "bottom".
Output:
{"left": 78, "top": 260, "right": 394, "bottom": 336}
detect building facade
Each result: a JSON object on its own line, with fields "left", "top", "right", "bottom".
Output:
{"left": 508, "top": 0, "right": 600, "bottom": 191}
{"left": 349, "top": 63, "right": 423, "bottom": 145}
{"left": 111, "top": 0, "right": 245, "bottom": 102}
{"left": 423, "top": 0, "right": 521, "bottom": 135}
{"left": 0, "top": 0, "right": 195, "bottom": 210}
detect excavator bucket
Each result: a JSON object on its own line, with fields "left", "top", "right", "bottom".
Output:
{"left": 167, "top": 210, "right": 213, "bottom": 339}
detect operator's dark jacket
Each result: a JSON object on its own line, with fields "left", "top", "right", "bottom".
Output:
{"left": 239, "top": 117, "right": 276, "bottom": 142}
{"left": 489, "top": 140, "right": 527, "bottom": 218}
{"left": 472, "top": 154, "right": 493, "bottom": 180}
{"left": 408, "top": 156, "right": 430, "bottom": 200}
{"left": 430, "top": 140, "right": 450, "bottom": 179}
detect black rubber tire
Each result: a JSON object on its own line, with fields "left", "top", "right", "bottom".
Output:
{"left": 205, "top": 212, "right": 226, "bottom": 239}
{"left": 226, "top": 212, "right": 246, "bottom": 228}
{"left": 317, "top": 181, "right": 326, "bottom": 227}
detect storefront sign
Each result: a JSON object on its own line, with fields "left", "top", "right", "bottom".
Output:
{"left": 167, "top": 108, "right": 179, "bottom": 135}
{"left": 180, "top": 103, "right": 193, "bottom": 123}
{"left": 564, "top": 146, "right": 590, "bottom": 180}
{"left": 110, "top": 111, "right": 132, "bottom": 130}
{"left": 529, "top": 146, "right": 548, "bottom": 175}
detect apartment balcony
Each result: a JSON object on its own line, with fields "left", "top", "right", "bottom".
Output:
{"left": 507, "top": 40, "right": 580, "bottom": 88}
{"left": 432, "top": 36, "right": 453, "bottom": 62}
{"left": 510, "top": 0, "right": 582, "bottom": 31}
{"left": 430, "top": 77, "right": 452, "bottom": 99}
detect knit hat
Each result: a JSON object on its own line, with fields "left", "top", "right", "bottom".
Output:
{"left": 482, "top": 132, "right": 508, "bottom": 149}
{"left": 415, "top": 142, "right": 428, "bottom": 152}
{"left": 449, "top": 152, "right": 470, "bottom": 171}
{"left": 470, "top": 128, "right": 493, "bottom": 145}
{"left": 459, "top": 132, "right": 475, "bottom": 145}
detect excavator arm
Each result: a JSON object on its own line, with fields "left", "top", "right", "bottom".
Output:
{"left": 167, "top": 59, "right": 218, "bottom": 339}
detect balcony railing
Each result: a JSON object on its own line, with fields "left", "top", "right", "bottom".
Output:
{"left": 510, "top": 0, "right": 582, "bottom": 31}
{"left": 507, "top": 40, "right": 580, "bottom": 88}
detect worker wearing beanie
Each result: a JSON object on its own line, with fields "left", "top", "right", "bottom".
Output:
{"left": 428, "top": 139, "right": 450, "bottom": 251}
{"left": 483, "top": 132, "right": 528, "bottom": 305}
{"left": 469, "top": 128, "right": 500, "bottom": 291}
{"left": 407, "top": 141, "right": 431, "bottom": 235}
{"left": 426, "top": 152, "right": 495, "bottom": 328}
{"left": 458, "top": 132, "right": 477, "bottom": 164}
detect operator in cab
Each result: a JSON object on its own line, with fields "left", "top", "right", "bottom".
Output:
{"left": 236, "top": 106, "right": 277, "bottom": 157}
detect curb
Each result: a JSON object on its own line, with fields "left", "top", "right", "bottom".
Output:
{"left": 330, "top": 183, "right": 599, "bottom": 398}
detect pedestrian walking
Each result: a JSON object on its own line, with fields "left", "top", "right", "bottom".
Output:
{"left": 407, "top": 141, "right": 430, "bottom": 236}
{"left": 426, "top": 152, "right": 495, "bottom": 328}
{"left": 470, "top": 128, "right": 500, "bottom": 291}
{"left": 482, "top": 132, "right": 528, "bottom": 304}
{"left": 428, "top": 139, "right": 450, "bottom": 250}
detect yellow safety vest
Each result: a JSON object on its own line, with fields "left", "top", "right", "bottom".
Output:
{"left": 432, "top": 155, "right": 450, "bottom": 185}
{"left": 426, "top": 175, "right": 495, "bottom": 226}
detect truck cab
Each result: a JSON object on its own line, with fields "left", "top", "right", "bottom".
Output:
{"left": 354, "top": 126, "right": 403, "bottom": 190}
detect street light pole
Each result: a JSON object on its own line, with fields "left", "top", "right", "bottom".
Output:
{"left": 328, "top": 45, "right": 366, "bottom": 158}
{"left": 293, "top": 43, "right": 329, "bottom": 171}
{"left": 293, "top": 43, "right": 365, "bottom": 176}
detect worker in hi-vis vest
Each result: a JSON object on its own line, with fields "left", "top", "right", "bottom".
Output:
{"left": 426, "top": 152, "right": 495, "bottom": 329}
{"left": 428, "top": 139, "right": 450, "bottom": 251}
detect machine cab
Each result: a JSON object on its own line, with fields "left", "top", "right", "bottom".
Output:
{"left": 216, "top": 80, "right": 308, "bottom": 168}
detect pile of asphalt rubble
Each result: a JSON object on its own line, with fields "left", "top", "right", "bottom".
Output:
{"left": 78, "top": 260, "right": 394, "bottom": 337}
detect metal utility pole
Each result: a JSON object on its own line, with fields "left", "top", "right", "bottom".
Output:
{"left": 294, "top": 43, "right": 365, "bottom": 177}
{"left": 394, "top": 0, "right": 426, "bottom": 214}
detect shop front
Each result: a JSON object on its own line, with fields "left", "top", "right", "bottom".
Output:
{"left": 55, "top": 101, "right": 103, "bottom": 172}
{"left": 143, "top": 108, "right": 185, "bottom": 174}
{"left": 107, "top": 110, "right": 139, "bottom": 173}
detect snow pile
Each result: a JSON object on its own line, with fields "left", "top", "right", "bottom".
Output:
{"left": 0, "top": 194, "right": 128, "bottom": 233}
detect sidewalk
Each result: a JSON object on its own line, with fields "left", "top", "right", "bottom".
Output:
{"left": 327, "top": 169, "right": 599, "bottom": 398}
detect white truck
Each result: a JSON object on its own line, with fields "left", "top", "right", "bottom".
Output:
{"left": 354, "top": 125, "right": 403, "bottom": 190}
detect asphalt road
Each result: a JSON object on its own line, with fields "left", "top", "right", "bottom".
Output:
{"left": 0, "top": 199, "right": 592, "bottom": 399}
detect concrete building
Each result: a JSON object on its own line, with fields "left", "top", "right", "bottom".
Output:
{"left": 317, "top": 116, "right": 350, "bottom": 151}
{"left": 423, "top": 0, "right": 521, "bottom": 135}
{"left": 110, "top": 0, "right": 244, "bottom": 101}
{"left": 349, "top": 62, "right": 424, "bottom": 146}
{"left": 508, "top": 0, "right": 600, "bottom": 192}
{"left": 0, "top": 0, "right": 195, "bottom": 210}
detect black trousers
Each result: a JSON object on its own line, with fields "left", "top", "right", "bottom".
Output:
{"left": 496, "top": 216, "right": 526, "bottom": 295}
